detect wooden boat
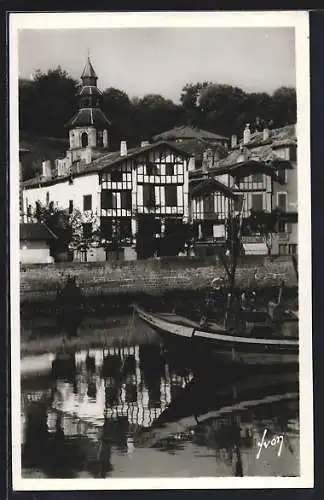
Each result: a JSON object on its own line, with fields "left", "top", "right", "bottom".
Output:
{"left": 133, "top": 304, "right": 299, "bottom": 367}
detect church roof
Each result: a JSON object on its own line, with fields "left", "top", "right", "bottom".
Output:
{"left": 65, "top": 108, "right": 111, "bottom": 129}
{"left": 81, "top": 57, "right": 97, "bottom": 79}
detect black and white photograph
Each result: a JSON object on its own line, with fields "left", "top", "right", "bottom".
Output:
{"left": 10, "top": 11, "right": 313, "bottom": 490}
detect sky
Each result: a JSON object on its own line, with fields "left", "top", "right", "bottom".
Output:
{"left": 18, "top": 27, "right": 296, "bottom": 102}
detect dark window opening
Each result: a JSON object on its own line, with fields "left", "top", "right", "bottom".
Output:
{"left": 121, "top": 191, "right": 132, "bottom": 210}
{"left": 201, "top": 221, "right": 214, "bottom": 239}
{"left": 290, "top": 146, "right": 297, "bottom": 162}
{"left": 165, "top": 185, "right": 177, "bottom": 207}
{"left": 143, "top": 184, "right": 156, "bottom": 207}
{"left": 101, "top": 190, "right": 117, "bottom": 209}
{"left": 277, "top": 169, "right": 286, "bottom": 184}
{"left": 203, "top": 194, "right": 214, "bottom": 214}
{"left": 46, "top": 192, "right": 50, "bottom": 205}
{"left": 119, "top": 220, "right": 132, "bottom": 241}
{"left": 251, "top": 194, "right": 263, "bottom": 212}
{"left": 68, "top": 200, "right": 73, "bottom": 214}
{"left": 252, "top": 173, "right": 263, "bottom": 183}
{"left": 279, "top": 244, "right": 288, "bottom": 255}
{"left": 165, "top": 164, "right": 174, "bottom": 176}
{"left": 146, "top": 163, "right": 158, "bottom": 176}
{"left": 81, "top": 132, "right": 88, "bottom": 148}
{"left": 234, "top": 194, "right": 244, "bottom": 212}
{"left": 100, "top": 218, "right": 113, "bottom": 239}
{"left": 277, "top": 193, "right": 287, "bottom": 212}
{"left": 111, "top": 169, "right": 123, "bottom": 182}
{"left": 82, "top": 222, "right": 92, "bottom": 240}
{"left": 97, "top": 130, "right": 104, "bottom": 147}
{"left": 83, "top": 194, "right": 92, "bottom": 211}
{"left": 278, "top": 219, "right": 286, "bottom": 233}
{"left": 289, "top": 243, "right": 297, "bottom": 255}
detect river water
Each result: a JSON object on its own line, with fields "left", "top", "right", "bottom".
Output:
{"left": 21, "top": 340, "right": 299, "bottom": 478}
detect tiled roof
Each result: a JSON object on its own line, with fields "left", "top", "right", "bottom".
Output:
{"left": 65, "top": 108, "right": 111, "bottom": 128}
{"left": 81, "top": 57, "right": 97, "bottom": 79}
{"left": 23, "top": 141, "right": 192, "bottom": 189}
{"left": 152, "top": 125, "right": 228, "bottom": 142}
{"left": 20, "top": 222, "right": 58, "bottom": 241}
{"left": 238, "top": 124, "right": 297, "bottom": 149}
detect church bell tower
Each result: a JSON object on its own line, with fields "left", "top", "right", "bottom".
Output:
{"left": 65, "top": 55, "right": 111, "bottom": 163}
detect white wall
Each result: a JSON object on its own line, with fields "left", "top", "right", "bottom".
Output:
{"left": 23, "top": 173, "right": 100, "bottom": 215}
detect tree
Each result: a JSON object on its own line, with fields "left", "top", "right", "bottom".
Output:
{"left": 243, "top": 209, "right": 280, "bottom": 256}
{"left": 199, "top": 84, "right": 247, "bottom": 136}
{"left": 271, "top": 87, "right": 297, "bottom": 127}
{"left": 180, "top": 82, "right": 210, "bottom": 126}
{"left": 34, "top": 201, "right": 73, "bottom": 258}
{"left": 101, "top": 87, "right": 134, "bottom": 148}
{"left": 19, "top": 67, "right": 79, "bottom": 138}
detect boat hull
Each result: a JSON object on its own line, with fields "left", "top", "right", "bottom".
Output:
{"left": 134, "top": 306, "right": 299, "bottom": 368}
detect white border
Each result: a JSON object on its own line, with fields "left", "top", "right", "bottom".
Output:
{"left": 10, "top": 11, "right": 313, "bottom": 491}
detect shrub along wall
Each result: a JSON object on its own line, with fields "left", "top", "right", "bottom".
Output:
{"left": 20, "top": 255, "right": 298, "bottom": 303}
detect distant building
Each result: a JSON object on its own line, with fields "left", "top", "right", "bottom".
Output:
{"left": 22, "top": 57, "right": 192, "bottom": 261}
{"left": 190, "top": 124, "right": 297, "bottom": 256}
{"left": 20, "top": 223, "right": 57, "bottom": 264}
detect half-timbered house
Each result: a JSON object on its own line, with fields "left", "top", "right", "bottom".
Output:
{"left": 190, "top": 124, "right": 297, "bottom": 255}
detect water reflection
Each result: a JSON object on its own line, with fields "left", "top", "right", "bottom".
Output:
{"left": 21, "top": 344, "right": 299, "bottom": 478}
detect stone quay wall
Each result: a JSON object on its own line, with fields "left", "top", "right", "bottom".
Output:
{"left": 20, "top": 255, "right": 297, "bottom": 304}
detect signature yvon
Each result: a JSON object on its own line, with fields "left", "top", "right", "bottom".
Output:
{"left": 256, "top": 429, "right": 284, "bottom": 459}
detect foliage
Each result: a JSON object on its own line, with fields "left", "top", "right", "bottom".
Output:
{"left": 34, "top": 201, "right": 72, "bottom": 255}
{"left": 19, "top": 67, "right": 79, "bottom": 138}
{"left": 19, "top": 66, "right": 296, "bottom": 145}
{"left": 243, "top": 208, "right": 280, "bottom": 255}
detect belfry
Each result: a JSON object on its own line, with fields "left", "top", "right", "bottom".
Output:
{"left": 65, "top": 55, "right": 111, "bottom": 159}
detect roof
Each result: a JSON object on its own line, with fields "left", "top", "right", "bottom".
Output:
{"left": 237, "top": 124, "right": 297, "bottom": 150}
{"left": 190, "top": 177, "right": 237, "bottom": 199}
{"left": 23, "top": 141, "right": 192, "bottom": 189}
{"left": 65, "top": 108, "right": 111, "bottom": 129}
{"left": 81, "top": 56, "right": 97, "bottom": 79}
{"left": 20, "top": 223, "right": 58, "bottom": 241}
{"left": 78, "top": 86, "right": 102, "bottom": 97}
{"left": 152, "top": 125, "right": 228, "bottom": 142}
{"left": 19, "top": 147, "right": 31, "bottom": 155}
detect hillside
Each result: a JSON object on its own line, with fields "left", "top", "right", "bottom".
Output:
{"left": 19, "top": 131, "right": 69, "bottom": 180}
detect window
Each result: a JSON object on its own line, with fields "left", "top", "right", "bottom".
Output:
{"left": 290, "top": 146, "right": 297, "bottom": 162}
{"left": 146, "top": 163, "right": 158, "bottom": 176}
{"left": 81, "top": 132, "right": 88, "bottom": 148}
{"left": 119, "top": 220, "right": 132, "bottom": 240}
{"left": 101, "top": 190, "right": 117, "bottom": 209}
{"left": 202, "top": 221, "right": 214, "bottom": 239}
{"left": 68, "top": 200, "right": 73, "bottom": 214}
{"left": 83, "top": 194, "right": 92, "bottom": 211}
{"left": 252, "top": 173, "right": 263, "bottom": 183}
{"left": 121, "top": 191, "right": 132, "bottom": 209}
{"left": 143, "top": 184, "right": 156, "bottom": 207}
{"left": 82, "top": 222, "right": 92, "bottom": 239}
{"left": 234, "top": 194, "right": 244, "bottom": 212}
{"left": 289, "top": 244, "right": 297, "bottom": 255}
{"left": 111, "top": 170, "right": 123, "bottom": 182}
{"left": 277, "top": 192, "right": 287, "bottom": 212}
{"left": 46, "top": 192, "right": 50, "bottom": 205}
{"left": 100, "top": 218, "right": 113, "bottom": 239}
{"left": 203, "top": 195, "right": 214, "bottom": 214}
{"left": 279, "top": 244, "right": 288, "bottom": 255}
{"left": 97, "top": 130, "right": 103, "bottom": 147}
{"left": 251, "top": 194, "right": 263, "bottom": 212}
{"left": 165, "top": 185, "right": 177, "bottom": 207}
{"left": 165, "top": 164, "right": 174, "bottom": 176}
{"left": 277, "top": 169, "right": 287, "bottom": 184}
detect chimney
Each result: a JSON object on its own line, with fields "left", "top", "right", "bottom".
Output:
{"left": 120, "top": 140, "right": 127, "bottom": 157}
{"left": 231, "top": 135, "right": 237, "bottom": 149}
{"left": 42, "top": 160, "right": 52, "bottom": 179}
{"left": 141, "top": 140, "right": 149, "bottom": 148}
{"left": 263, "top": 127, "right": 270, "bottom": 141}
{"left": 243, "top": 124, "right": 251, "bottom": 145}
